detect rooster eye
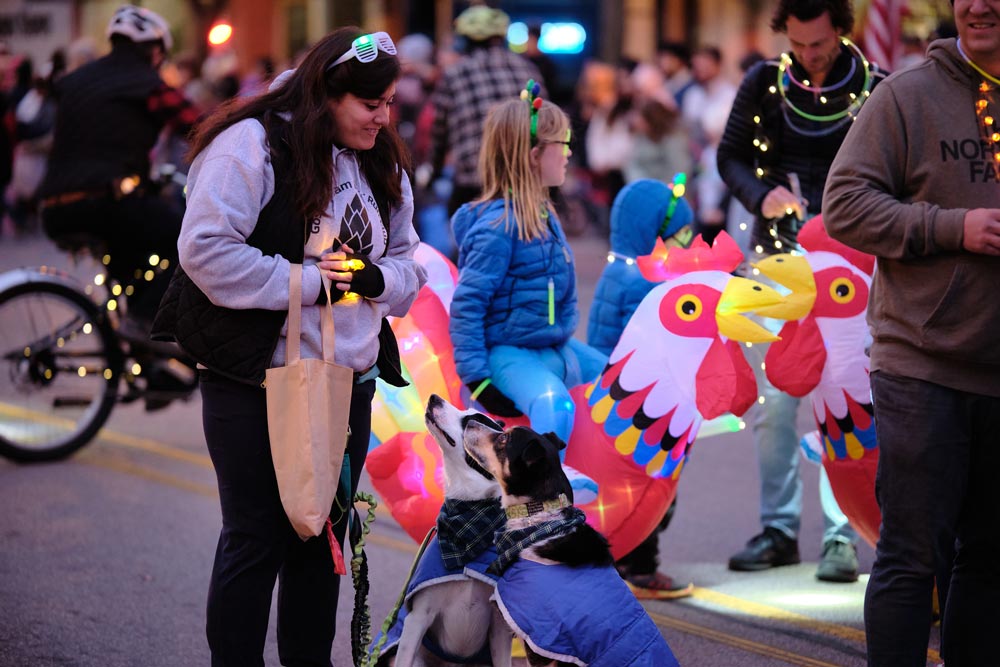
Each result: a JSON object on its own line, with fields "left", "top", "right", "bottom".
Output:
{"left": 675, "top": 295, "right": 703, "bottom": 322}
{"left": 829, "top": 278, "right": 854, "bottom": 304}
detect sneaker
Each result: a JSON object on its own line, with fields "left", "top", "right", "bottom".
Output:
{"left": 816, "top": 540, "right": 859, "bottom": 583}
{"left": 624, "top": 571, "right": 694, "bottom": 600}
{"left": 728, "top": 527, "right": 801, "bottom": 571}
{"left": 562, "top": 463, "right": 598, "bottom": 505}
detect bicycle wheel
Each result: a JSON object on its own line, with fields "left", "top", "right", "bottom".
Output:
{"left": 0, "top": 280, "right": 122, "bottom": 462}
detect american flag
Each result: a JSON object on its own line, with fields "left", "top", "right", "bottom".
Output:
{"left": 863, "top": 0, "right": 905, "bottom": 71}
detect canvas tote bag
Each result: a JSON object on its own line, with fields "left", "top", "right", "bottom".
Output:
{"left": 266, "top": 263, "right": 353, "bottom": 541}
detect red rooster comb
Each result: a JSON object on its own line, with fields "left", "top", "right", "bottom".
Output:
{"left": 637, "top": 231, "right": 744, "bottom": 283}
{"left": 798, "top": 216, "right": 876, "bottom": 276}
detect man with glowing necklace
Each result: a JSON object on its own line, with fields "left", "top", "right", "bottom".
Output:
{"left": 824, "top": 0, "right": 1000, "bottom": 664}
{"left": 717, "top": 0, "right": 887, "bottom": 585}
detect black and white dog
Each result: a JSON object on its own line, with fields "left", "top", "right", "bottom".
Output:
{"left": 376, "top": 394, "right": 512, "bottom": 667}
{"left": 463, "top": 422, "right": 681, "bottom": 667}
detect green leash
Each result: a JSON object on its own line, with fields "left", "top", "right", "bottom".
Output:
{"left": 350, "top": 491, "right": 379, "bottom": 667}
{"left": 364, "top": 526, "right": 437, "bottom": 667}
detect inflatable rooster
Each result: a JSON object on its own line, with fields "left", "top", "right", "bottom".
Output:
{"left": 565, "top": 232, "right": 783, "bottom": 556}
{"left": 367, "top": 236, "right": 787, "bottom": 557}
{"left": 755, "top": 216, "right": 880, "bottom": 546}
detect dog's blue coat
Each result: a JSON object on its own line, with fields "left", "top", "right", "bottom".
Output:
{"left": 369, "top": 535, "right": 500, "bottom": 665}
{"left": 495, "top": 559, "right": 680, "bottom": 667}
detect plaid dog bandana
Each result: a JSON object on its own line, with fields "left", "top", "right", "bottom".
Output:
{"left": 488, "top": 506, "right": 588, "bottom": 575}
{"left": 437, "top": 498, "right": 505, "bottom": 570}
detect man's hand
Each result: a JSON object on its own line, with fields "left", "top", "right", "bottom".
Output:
{"left": 760, "top": 186, "right": 807, "bottom": 220}
{"left": 962, "top": 209, "right": 1000, "bottom": 256}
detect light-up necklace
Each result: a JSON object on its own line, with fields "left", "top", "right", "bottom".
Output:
{"left": 776, "top": 37, "right": 874, "bottom": 124}
{"left": 957, "top": 39, "right": 1000, "bottom": 86}
{"left": 957, "top": 39, "right": 1000, "bottom": 166}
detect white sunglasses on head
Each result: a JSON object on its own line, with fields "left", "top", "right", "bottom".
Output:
{"left": 328, "top": 32, "right": 397, "bottom": 70}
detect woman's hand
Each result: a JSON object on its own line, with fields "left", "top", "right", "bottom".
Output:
{"left": 318, "top": 247, "right": 361, "bottom": 292}
{"left": 318, "top": 246, "right": 384, "bottom": 297}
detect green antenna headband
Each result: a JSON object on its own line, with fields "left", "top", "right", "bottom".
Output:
{"left": 520, "top": 79, "right": 544, "bottom": 144}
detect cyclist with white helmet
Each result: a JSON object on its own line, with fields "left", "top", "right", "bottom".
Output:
{"left": 38, "top": 5, "right": 198, "bottom": 348}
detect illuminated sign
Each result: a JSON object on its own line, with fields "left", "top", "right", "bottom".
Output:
{"left": 508, "top": 21, "right": 587, "bottom": 55}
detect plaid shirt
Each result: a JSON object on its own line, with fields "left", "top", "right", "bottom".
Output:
{"left": 436, "top": 497, "right": 505, "bottom": 570}
{"left": 430, "top": 46, "right": 543, "bottom": 188}
{"left": 147, "top": 81, "right": 199, "bottom": 136}
{"left": 488, "top": 507, "right": 587, "bottom": 575}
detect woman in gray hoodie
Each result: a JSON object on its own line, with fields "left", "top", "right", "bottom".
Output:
{"left": 153, "top": 27, "right": 425, "bottom": 666}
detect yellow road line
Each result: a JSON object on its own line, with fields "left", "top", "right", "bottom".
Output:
{"left": 11, "top": 409, "right": 939, "bottom": 665}
{"left": 690, "top": 587, "right": 866, "bottom": 643}
{"left": 688, "top": 587, "right": 941, "bottom": 663}
{"left": 96, "top": 429, "right": 213, "bottom": 467}
{"left": 0, "top": 401, "right": 212, "bottom": 467}
{"left": 79, "top": 449, "right": 218, "bottom": 498}
{"left": 647, "top": 610, "right": 845, "bottom": 667}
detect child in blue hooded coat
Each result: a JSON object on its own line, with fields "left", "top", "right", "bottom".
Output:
{"left": 449, "top": 84, "right": 606, "bottom": 503}
{"left": 587, "top": 176, "right": 697, "bottom": 599}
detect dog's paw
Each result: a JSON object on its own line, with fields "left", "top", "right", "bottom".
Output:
{"left": 563, "top": 464, "right": 599, "bottom": 505}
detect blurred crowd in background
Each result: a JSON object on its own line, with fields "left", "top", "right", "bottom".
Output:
{"left": 0, "top": 13, "right": 955, "bottom": 258}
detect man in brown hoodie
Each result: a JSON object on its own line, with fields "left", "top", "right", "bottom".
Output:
{"left": 823, "top": 1, "right": 1000, "bottom": 664}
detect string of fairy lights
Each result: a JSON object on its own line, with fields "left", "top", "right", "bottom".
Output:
{"left": 957, "top": 38, "right": 1000, "bottom": 167}
{"left": 746, "top": 37, "right": 876, "bottom": 256}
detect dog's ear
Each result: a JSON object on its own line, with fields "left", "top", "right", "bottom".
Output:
{"left": 521, "top": 439, "right": 549, "bottom": 469}
{"left": 542, "top": 432, "right": 568, "bottom": 451}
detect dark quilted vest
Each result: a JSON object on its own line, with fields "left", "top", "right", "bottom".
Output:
{"left": 39, "top": 47, "right": 164, "bottom": 197}
{"left": 151, "top": 115, "right": 305, "bottom": 386}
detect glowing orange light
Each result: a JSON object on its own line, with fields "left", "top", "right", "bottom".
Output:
{"left": 208, "top": 22, "right": 233, "bottom": 46}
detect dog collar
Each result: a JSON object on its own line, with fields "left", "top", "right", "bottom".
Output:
{"left": 505, "top": 493, "right": 571, "bottom": 520}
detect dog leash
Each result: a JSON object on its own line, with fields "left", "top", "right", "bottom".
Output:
{"left": 365, "top": 526, "right": 437, "bottom": 667}
{"left": 349, "top": 491, "right": 379, "bottom": 667}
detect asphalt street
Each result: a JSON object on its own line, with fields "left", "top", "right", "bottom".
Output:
{"left": 0, "top": 229, "right": 941, "bottom": 666}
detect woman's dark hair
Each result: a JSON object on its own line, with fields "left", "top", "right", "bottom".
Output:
{"left": 770, "top": 0, "right": 855, "bottom": 34}
{"left": 187, "top": 27, "right": 409, "bottom": 221}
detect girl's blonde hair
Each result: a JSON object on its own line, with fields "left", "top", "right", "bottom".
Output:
{"left": 475, "top": 97, "right": 570, "bottom": 241}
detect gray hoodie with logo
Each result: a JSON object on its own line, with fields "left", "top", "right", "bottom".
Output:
{"left": 824, "top": 38, "right": 1000, "bottom": 397}
{"left": 178, "top": 117, "right": 426, "bottom": 374}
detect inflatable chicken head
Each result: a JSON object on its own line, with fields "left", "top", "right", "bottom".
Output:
{"left": 566, "top": 231, "right": 787, "bottom": 557}
{"left": 754, "top": 216, "right": 880, "bottom": 545}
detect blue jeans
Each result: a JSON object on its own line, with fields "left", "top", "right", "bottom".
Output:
{"left": 865, "top": 371, "right": 1000, "bottom": 667}
{"left": 747, "top": 316, "right": 857, "bottom": 546}
{"left": 488, "top": 338, "right": 607, "bottom": 444}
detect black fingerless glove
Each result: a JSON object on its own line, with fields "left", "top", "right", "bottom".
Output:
{"left": 315, "top": 285, "right": 345, "bottom": 305}
{"left": 349, "top": 256, "right": 385, "bottom": 299}
{"left": 466, "top": 379, "right": 523, "bottom": 417}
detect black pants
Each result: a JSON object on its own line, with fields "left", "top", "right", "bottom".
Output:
{"left": 200, "top": 370, "right": 376, "bottom": 667}
{"left": 865, "top": 371, "right": 1000, "bottom": 667}
{"left": 41, "top": 193, "right": 182, "bottom": 322}
{"left": 616, "top": 498, "right": 676, "bottom": 575}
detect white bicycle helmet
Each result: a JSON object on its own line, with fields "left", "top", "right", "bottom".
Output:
{"left": 106, "top": 5, "right": 172, "bottom": 51}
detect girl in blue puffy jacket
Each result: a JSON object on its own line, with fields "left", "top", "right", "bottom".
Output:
{"left": 448, "top": 85, "right": 606, "bottom": 502}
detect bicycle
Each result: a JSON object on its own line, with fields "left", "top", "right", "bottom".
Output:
{"left": 0, "top": 168, "right": 197, "bottom": 463}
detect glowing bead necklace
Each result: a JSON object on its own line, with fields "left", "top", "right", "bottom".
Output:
{"left": 957, "top": 39, "right": 1000, "bottom": 165}
{"left": 776, "top": 37, "right": 874, "bottom": 124}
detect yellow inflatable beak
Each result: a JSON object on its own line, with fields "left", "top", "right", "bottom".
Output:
{"left": 716, "top": 276, "right": 783, "bottom": 343}
{"left": 752, "top": 254, "right": 816, "bottom": 320}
